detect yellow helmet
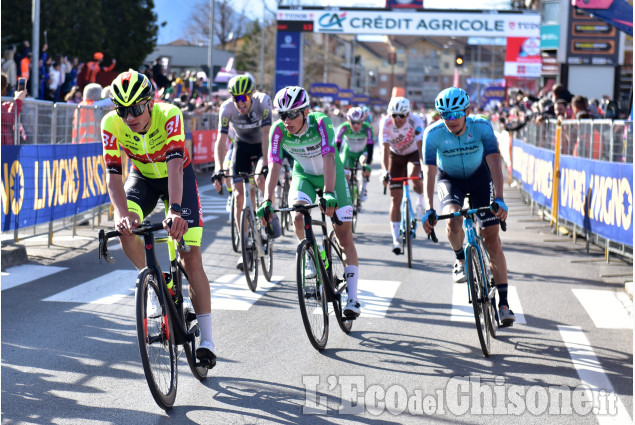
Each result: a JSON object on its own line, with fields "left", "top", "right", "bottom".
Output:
{"left": 228, "top": 75, "right": 254, "bottom": 96}
{"left": 110, "top": 71, "right": 153, "bottom": 107}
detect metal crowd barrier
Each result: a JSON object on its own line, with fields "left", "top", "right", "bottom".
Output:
{"left": 504, "top": 118, "right": 633, "bottom": 262}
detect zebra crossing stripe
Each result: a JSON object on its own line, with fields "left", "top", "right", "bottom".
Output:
{"left": 43, "top": 269, "right": 137, "bottom": 304}
{"left": 572, "top": 289, "right": 633, "bottom": 329}
{"left": 357, "top": 279, "right": 401, "bottom": 318}
{"left": 2, "top": 264, "right": 68, "bottom": 291}
{"left": 450, "top": 283, "right": 525, "bottom": 324}
{"left": 210, "top": 274, "right": 284, "bottom": 310}
{"left": 558, "top": 325, "right": 632, "bottom": 424}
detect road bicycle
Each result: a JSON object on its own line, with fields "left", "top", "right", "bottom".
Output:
{"left": 347, "top": 160, "right": 364, "bottom": 233}
{"left": 229, "top": 193, "right": 240, "bottom": 252}
{"left": 272, "top": 199, "right": 354, "bottom": 351}
{"left": 98, "top": 220, "right": 209, "bottom": 410}
{"left": 385, "top": 175, "right": 421, "bottom": 268}
{"left": 428, "top": 202, "right": 506, "bottom": 357}
{"left": 276, "top": 159, "right": 292, "bottom": 236}
{"left": 222, "top": 170, "right": 273, "bottom": 291}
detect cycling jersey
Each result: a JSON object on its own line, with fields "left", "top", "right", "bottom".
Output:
{"left": 335, "top": 122, "right": 374, "bottom": 154}
{"left": 218, "top": 92, "right": 272, "bottom": 144}
{"left": 423, "top": 115, "right": 500, "bottom": 180}
{"left": 101, "top": 102, "right": 189, "bottom": 179}
{"left": 379, "top": 113, "right": 424, "bottom": 156}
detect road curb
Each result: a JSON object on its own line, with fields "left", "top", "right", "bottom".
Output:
{"left": 1, "top": 243, "right": 28, "bottom": 271}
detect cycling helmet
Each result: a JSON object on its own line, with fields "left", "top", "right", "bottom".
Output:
{"left": 361, "top": 105, "right": 371, "bottom": 119}
{"left": 110, "top": 71, "right": 152, "bottom": 107}
{"left": 387, "top": 97, "right": 410, "bottom": 114}
{"left": 273, "top": 86, "right": 310, "bottom": 111}
{"left": 435, "top": 87, "right": 470, "bottom": 113}
{"left": 347, "top": 107, "right": 365, "bottom": 122}
{"left": 228, "top": 74, "right": 254, "bottom": 96}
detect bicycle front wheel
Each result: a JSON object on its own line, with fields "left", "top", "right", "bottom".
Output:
{"left": 466, "top": 245, "right": 491, "bottom": 357}
{"left": 328, "top": 231, "right": 353, "bottom": 334}
{"left": 230, "top": 196, "right": 239, "bottom": 253}
{"left": 261, "top": 233, "right": 273, "bottom": 281}
{"left": 135, "top": 269, "right": 178, "bottom": 410}
{"left": 405, "top": 204, "right": 412, "bottom": 268}
{"left": 296, "top": 240, "right": 329, "bottom": 351}
{"left": 241, "top": 207, "right": 258, "bottom": 291}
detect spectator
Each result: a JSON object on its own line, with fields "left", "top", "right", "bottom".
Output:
{"left": 64, "top": 85, "right": 82, "bottom": 103}
{"left": 551, "top": 83, "right": 573, "bottom": 104}
{"left": 571, "top": 95, "right": 589, "bottom": 118}
{"left": 1, "top": 72, "right": 27, "bottom": 145}
{"left": 72, "top": 83, "right": 102, "bottom": 143}
{"left": 85, "top": 52, "right": 116, "bottom": 84}
{"left": 601, "top": 98, "right": 619, "bottom": 119}
{"left": 15, "top": 41, "right": 30, "bottom": 77}
{"left": 61, "top": 56, "right": 83, "bottom": 97}
{"left": 554, "top": 99, "right": 568, "bottom": 120}
{"left": 589, "top": 98, "right": 603, "bottom": 118}
{"left": 92, "top": 85, "right": 114, "bottom": 108}
{"left": 48, "top": 60, "right": 62, "bottom": 101}
{"left": 151, "top": 57, "right": 169, "bottom": 91}
{"left": 1, "top": 46, "right": 17, "bottom": 94}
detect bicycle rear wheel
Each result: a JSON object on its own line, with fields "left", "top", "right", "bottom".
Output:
{"left": 230, "top": 196, "right": 239, "bottom": 252}
{"left": 405, "top": 204, "right": 412, "bottom": 268}
{"left": 135, "top": 269, "right": 178, "bottom": 410}
{"left": 241, "top": 207, "right": 258, "bottom": 291}
{"left": 261, "top": 233, "right": 273, "bottom": 281}
{"left": 328, "top": 231, "right": 353, "bottom": 334}
{"left": 466, "top": 245, "right": 491, "bottom": 357}
{"left": 182, "top": 302, "right": 208, "bottom": 381}
{"left": 296, "top": 240, "right": 329, "bottom": 351}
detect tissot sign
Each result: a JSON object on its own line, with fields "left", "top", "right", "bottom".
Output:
{"left": 294, "top": 10, "right": 541, "bottom": 37}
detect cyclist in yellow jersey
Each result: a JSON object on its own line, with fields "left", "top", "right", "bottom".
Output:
{"left": 101, "top": 70, "right": 217, "bottom": 367}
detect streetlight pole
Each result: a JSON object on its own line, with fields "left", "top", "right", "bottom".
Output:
{"left": 207, "top": 0, "right": 215, "bottom": 90}
{"left": 260, "top": 0, "right": 266, "bottom": 90}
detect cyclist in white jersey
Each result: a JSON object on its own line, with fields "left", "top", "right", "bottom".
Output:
{"left": 211, "top": 75, "right": 273, "bottom": 270}
{"left": 379, "top": 97, "right": 425, "bottom": 254}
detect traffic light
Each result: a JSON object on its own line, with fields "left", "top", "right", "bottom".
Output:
{"left": 455, "top": 54, "right": 464, "bottom": 68}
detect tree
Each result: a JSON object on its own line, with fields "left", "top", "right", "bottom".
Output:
{"left": 1, "top": 0, "right": 159, "bottom": 71}
{"left": 183, "top": 0, "right": 247, "bottom": 50}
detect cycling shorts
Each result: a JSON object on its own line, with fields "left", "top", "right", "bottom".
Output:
{"left": 231, "top": 141, "right": 262, "bottom": 183}
{"left": 291, "top": 169, "right": 353, "bottom": 222}
{"left": 436, "top": 162, "right": 498, "bottom": 228}
{"left": 341, "top": 150, "right": 365, "bottom": 170}
{"left": 389, "top": 150, "right": 420, "bottom": 190}
{"left": 124, "top": 163, "right": 204, "bottom": 246}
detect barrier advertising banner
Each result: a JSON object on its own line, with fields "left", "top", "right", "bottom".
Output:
{"left": 1, "top": 143, "right": 110, "bottom": 231}
{"left": 275, "top": 31, "right": 302, "bottom": 94}
{"left": 511, "top": 139, "right": 555, "bottom": 207}
{"left": 504, "top": 37, "right": 542, "bottom": 77}
{"left": 192, "top": 129, "right": 217, "bottom": 164}
{"left": 559, "top": 155, "right": 632, "bottom": 246}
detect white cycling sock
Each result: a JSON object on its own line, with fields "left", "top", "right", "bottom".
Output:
{"left": 345, "top": 265, "right": 358, "bottom": 300}
{"left": 391, "top": 222, "right": 400, "bottom": 244}
{"left": 196, "top": 313, "right": 215, "bottom": 353}
{"left": 362, "top": 178, "right": 368, "bottom": 191}
{"left": 417, "top": 193, "right": 425, "bottom": 207}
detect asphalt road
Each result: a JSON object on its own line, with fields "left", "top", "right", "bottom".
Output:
{"left": 1, "top": 168, "right": 633, "bottom": 424}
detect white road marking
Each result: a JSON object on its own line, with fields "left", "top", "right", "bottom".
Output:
{"left": 43, "top": 270, "right": 137, "bottom": 304}
{"left": 1, "top": 264, "right": 68, "bottom": 291}
{"left": 558, "top": 325, "right": 632, "bottom": 424}
{"left": 572, "top": 289, "right": 633, "bottom": 329}
{"left": 357, "top": 279, "right": 401, "bottom": 318}
{"left": 451, "top": 283, "right": 525, "bottom": 324}
{"left": 210, "top": 274, "right": 283, "bottom": 310}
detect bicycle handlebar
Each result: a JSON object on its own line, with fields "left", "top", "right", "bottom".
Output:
{"left": 383, "top": 175, "right": 421, "bottom": 195}
{"left": 98, "top": 219, "right": 190, "bottom": 264}
{"left": 427, "top": 204, "right": 507, "bottom": 243}
{"left": 272, "top": 202, "right": 343, "bottom": 226}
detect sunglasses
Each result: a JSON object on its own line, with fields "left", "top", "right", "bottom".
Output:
{"left": 233, "top": 94, "right": 250, "bottom": 103}
{"left": 392, "top": 113, "right": 407, "bottom": 119}
{"left": 441, "top": 110, "right": 467, "bottom": 121}
{"left": 116, "top": 100, "right": 150, "bottom": 118}
{"left": 279, "top": 109, "right": 303, "bottom": 121}
{"left": 350, "top": 120, "right": 363, "bottom": 125}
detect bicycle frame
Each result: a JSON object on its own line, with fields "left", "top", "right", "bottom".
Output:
{"left": 390, "top": 176, "right": 420, "bottom": 238}
{"left": 228, "top": 172, "right": 265, "bottom": 259}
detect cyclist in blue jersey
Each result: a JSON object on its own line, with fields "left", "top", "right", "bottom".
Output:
{"left": 422, "top": 87, "right": 515, "bottom": 326}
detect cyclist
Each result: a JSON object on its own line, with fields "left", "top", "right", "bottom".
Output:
{"left": 211, "top": 74, "right": 272, "bottom": 271}
{"left": 101, "top": 70, "right": 217, "bottom": 367}
{"left": 421, "top": 87, "right": 515, "bottom": 326}
{"left": 256, "top": 86, "right": 361, "bottom": 318}
{"left": 379, "top": 96, "right": 425, "bottom": 255}
{"left": 335, "top": 106, "right": 374, "bottom": 202}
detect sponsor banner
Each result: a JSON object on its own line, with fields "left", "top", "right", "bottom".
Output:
{"left": 504, "top": 37, "right": 542, "bottom": 77}
{"left": 386, "top": 0, "right": 423, "bottom": 8}
{"left": 511, "top": 139, "right": 555, "bottom": 207}
{"left": 275, "top": 31, "right": 302, "bottom": 94}
{"left": 559, "top": 155, "right": 632, "bottom": 246}
{"left": 192, "top": 129, "right": 217, "bottom": 164}
{"left": 313, "top": 10, "right": 540, "bottom": 37}
{"left": 541, "top": 24, "right": 559, "bottom": 49}
{"left": 567, "top": 7, "right": 620, "bottom": 65}
{"left": 352, "top": 94, "right": 370, "bottom": 104}
{"left": 277, "top": 10, "right": 317, "bottom": 21}
{"left": 309, "top": 82, "right": 340, "bottom": 98}
{"left": 1, "top": 143, "right": 110, "bottom": 231}
{"left": 338, "top": 89, "right": 355, "bottom": 101}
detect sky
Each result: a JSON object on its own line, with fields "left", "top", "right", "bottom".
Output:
{"left": 154, "top": 0, "right": 513, "bottom": 45}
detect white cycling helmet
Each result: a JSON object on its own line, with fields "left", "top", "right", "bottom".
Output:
{"left": 273, "top": 86, "right": 310, "bottom": 111}
{"left": 388, "top": 97, "right": 410, "bottom": 114}
{"left": 346, "top": 107, "right": 365, "bottom": 122}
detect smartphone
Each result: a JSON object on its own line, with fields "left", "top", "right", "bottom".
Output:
{"left": 17, "top": 77, "right": 27, "bottom": 91}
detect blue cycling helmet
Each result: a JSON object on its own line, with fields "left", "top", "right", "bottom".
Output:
{"left": 435, "top": 87, "right": 470, "bottom": 113}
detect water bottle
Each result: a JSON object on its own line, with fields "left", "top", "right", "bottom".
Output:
{"left": 163, "top": 272, "right": 179, "bottom": 304}
{"left": 318, "top": 243, "right": 329, "bottom": 269}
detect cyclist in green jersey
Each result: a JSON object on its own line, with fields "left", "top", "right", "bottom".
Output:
{"left": 102, "top": 71, "right": 217, "bottom": 365}
{"left": 256, "top": 86, "right": 361, "bottom": 318}
{"left": 335, "top": 107, "right": 374, "bottom": 201}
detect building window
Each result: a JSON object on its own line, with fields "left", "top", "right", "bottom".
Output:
{"left": 380, "top": 88, "right": 387, "bottom": 96}
{"left": 380, "top": 74, "right": 388, "bottom": 82}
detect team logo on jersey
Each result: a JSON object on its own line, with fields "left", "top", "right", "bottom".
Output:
{"left": 102, "top": 130, "right": 117, "bottom": 149}
{"left": 165, "top": 115, "right": 182, "bottom": 138}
